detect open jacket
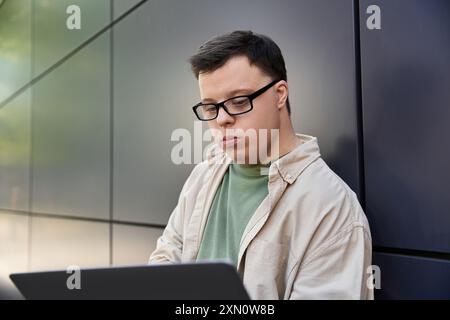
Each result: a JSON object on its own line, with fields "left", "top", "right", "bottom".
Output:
{"left": 149, "top": 134, "right": 374, "bottom": 300}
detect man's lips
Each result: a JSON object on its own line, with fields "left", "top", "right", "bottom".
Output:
{"left": 222, "top": 136, "right": 240, "bottom": 147}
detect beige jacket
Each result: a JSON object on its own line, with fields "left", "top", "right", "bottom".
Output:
{"left": 149, "top": 134, "right": 374, "bottom": 300}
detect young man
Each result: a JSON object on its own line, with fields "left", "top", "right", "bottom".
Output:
{"left": 149, "top": 30, "right": 373, "bottom": 300}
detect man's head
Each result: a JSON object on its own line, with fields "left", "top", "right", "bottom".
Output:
{"left": 189, "top": 30, "right": 295, "bottom": 164}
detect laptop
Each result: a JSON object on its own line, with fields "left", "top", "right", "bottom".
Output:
{"left": 10, "top": 261, "right": 250, "bottom": 300}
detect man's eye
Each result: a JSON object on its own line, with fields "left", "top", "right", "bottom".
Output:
{"left": 204, "top": 105, "right": 216, "bottom": 112}
{"left": 231, "top": 98, "right": 248, "bottom": 106}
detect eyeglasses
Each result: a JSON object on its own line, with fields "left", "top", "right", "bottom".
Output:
{"left": 192, "top": 79, "right": 282, "bottom": 121}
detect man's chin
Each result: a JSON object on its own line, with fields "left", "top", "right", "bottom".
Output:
{"left": 223, "top": 148, "right": 261, "bottom": 165}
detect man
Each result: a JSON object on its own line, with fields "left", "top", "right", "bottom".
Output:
{"left": 149, "top": 30, "right": 373, "bottom": 300}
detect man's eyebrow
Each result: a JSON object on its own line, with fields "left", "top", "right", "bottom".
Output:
{"left": 201, "top": 88, "right": 253, "bottom": 103}
{"left": 201, "top": 98, "right": 217, "bottom": 103}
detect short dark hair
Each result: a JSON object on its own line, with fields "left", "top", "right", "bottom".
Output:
{"left": 188, "top": 30, "right": 291, "bottom": 114}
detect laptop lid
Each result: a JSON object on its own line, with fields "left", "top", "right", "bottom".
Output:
{"left": 10, "top": 261, "right": 250, "bottom": 300}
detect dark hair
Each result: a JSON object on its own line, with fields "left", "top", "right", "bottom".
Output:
{"left": 188, "top": 30, "right": 291, "bottom": 114}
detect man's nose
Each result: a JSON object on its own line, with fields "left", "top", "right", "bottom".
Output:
{"left": 215, "top": 107, "right": 234, "bottom": 127}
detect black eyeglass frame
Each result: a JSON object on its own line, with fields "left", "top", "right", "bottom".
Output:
{"left": 192, "top": 79, "right": 283, "bottom": 121}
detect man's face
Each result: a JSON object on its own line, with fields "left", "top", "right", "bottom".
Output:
{"left": 198, "top": 55, "right": 282, "bottom": 164}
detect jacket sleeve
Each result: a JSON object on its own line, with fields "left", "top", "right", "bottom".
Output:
{"left": 289, "top": 223, "right": 374, "bottom": 300}
{"left": 147, "top": 183, "right": 188, "bottom": 264}
{"left": 147, "top": 156, "right": 214, "bottom": 264}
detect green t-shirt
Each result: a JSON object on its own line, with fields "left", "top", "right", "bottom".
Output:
{"left": 196, "top": 163, "right": 269, "bottom": 266}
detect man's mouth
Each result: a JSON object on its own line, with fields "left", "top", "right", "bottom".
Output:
{"left": 222, "top": 136, "right": 240, "bottom": 148}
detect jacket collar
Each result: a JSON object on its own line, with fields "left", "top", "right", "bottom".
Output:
{"left": 204, "top": 133, "right": 321, "bottom": 184}
{"left": 272, "top": 134, "right": 321, "bottom": 184}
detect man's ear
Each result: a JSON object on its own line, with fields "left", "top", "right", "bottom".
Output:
{"left": 276, "top": 80, "right": 289, "bottom": 110}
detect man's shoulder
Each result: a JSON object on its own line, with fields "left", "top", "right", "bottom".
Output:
{"left": 290, "top": 157, "right": 352, "bottom": 204}
{"left": 180, "top": 145, "right": 228, "bottom": 195}
{"left": 277, "top": 157, "right": 371, "bottom": 260}
{"left": 181, "top": 160, "right": 212, "bottom": 193}
{"left": 286, "top": 157, "right": 369, "bottom": 234}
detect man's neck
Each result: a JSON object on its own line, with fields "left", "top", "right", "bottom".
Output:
{"left": 279, "top": 133, "right": 302, "bottom": 158}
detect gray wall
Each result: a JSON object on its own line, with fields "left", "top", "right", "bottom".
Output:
{"left": 360, "top": 0, "right": 450, "bottom": 298}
